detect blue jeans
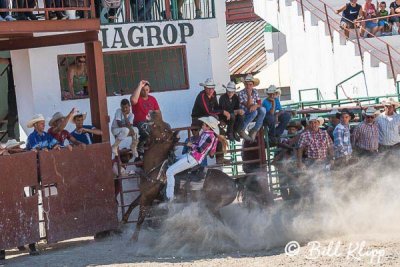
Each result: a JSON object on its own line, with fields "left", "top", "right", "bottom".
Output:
{"left": 264, "top": 112, "right": 292, "bottom": 137}
{"left": 241, "top": 107, "right": 266, "bottom": 132}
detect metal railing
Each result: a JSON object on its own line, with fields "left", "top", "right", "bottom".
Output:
{"left": 295, "top": 0, "right": 400, "bottom": 85}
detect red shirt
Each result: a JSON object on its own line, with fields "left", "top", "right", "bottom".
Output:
{"left": 132, "top": 95, "right": 160, "bottom": 124}
{"left": 48, "top": 127, "right": 71, "bottom": 146}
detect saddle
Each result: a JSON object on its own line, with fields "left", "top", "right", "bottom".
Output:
{"left": 175, "top": 165, "right": 206, "bottom": 191}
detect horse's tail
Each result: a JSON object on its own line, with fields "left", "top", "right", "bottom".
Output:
{"left": 217, "top": 134, "right": 228, "bottom": 154}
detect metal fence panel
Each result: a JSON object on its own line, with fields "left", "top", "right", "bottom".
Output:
{"left": 39, "top": 143, "right": 118, "bottom": 243}
{"left": 0, "top": 152, "right": 40, "bottom": 249}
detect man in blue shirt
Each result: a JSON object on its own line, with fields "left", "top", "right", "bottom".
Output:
{"left": 26, "top": 114, "right": 60, "bottom": 151}
{"left": 70, "top": 112, "right": 103, "bottom": 145}
{"left": 262, "top": 85, "right": 291, "bottom": 143}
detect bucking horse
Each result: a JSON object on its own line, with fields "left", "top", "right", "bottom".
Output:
{"left": 122, "top": 111, "right": 272, "bottom": 240}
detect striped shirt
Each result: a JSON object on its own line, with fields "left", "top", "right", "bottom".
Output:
{"left": 333, "top": 123, "right": 352, "bottom": 158}
{"left": 376, "top": 113, "right": 400, "bottom": 146}
{"left": 298, "top": 129, "right": 333, "bottom": 159}
{"left": 190, "top": 130, "right": 218, "bottom": 164}
{"left": 352, "top": 121, "right": 379, "bottom": 151}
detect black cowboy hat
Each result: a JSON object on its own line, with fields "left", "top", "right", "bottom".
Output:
{"left": 286, "top": 120, "right": 302, "bottom": 130}
{"left": 336, "top": 108, "right": 355, "bottom": 120}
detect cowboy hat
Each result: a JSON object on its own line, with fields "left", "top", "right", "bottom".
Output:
{"left": 266, "top": 85, "right": 278, "bottom": 94}
{"left": 381, "top": 98, "right": 400, "bottom": 108}
{"left": 49, "top": 112, "right": 66, "bottom": 127}
{"left": 336, "top": 108, "right": 355, "bottom": 120}
{"left": 4, "top": 139, "right": 25, "bottom": 149}
{"left": 198, "top": 116, "right": 220, "bottom": 135}
{"left": 363, "top": 106, "right": 380, "bottom": 116}
{"left": 199, "top": 78, "right": 216, "bottom": 88}
{"left": 327, "top": 108, "right": 340, "bottom": 117}
{"left": 243, "top": 74, "right": 260, "bottom": 86}
{"left": 27, "top": 114, "right": 45, "bottom": 128}
{"left": 308, "top": 114, "right": 325, "bottom": 125}
{"left": 286, "top": 121, "right": 302, "bottom": 130}
{"left": 222, "top": 81, "right": 237, "bottom": 92}
{"left": 72, "top": 111, "right": 87, "bottom": 123}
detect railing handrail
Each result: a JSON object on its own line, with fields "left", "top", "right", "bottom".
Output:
{"left": 294, "top": 0, "right": 400, "bottom": 80}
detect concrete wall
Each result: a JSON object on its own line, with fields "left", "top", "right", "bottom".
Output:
{"left": 11, "top": 9, "right": 229, "bottom": 143}
{"left": 254, "top": 0, "right": 396, "bottom": 103}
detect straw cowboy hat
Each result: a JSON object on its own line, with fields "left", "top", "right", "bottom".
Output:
{"left": 199, "top": 78, "right": 216, "bottom": 88}
{"left": 327, "top": 108, "right": 340, "bottom": 117}
{"left": 266, "top": 85, "right": 278, "bottom": 94}
{"left": 363, "top": 106, "right": 380, "bottom": 116}
{"left": 336, "top": 108, "right": 355, "bottom": 120}
{"left": 27, "top": 114, "right": 45, "bottom": 128}
{"left": 243, "top": 74, "right": 260, "bottom": 87}
{"left": 286, "top": 120, "right": 302, "bottom": 130}
{"left": 222, "top": 81, "right": 237, "bottom": 92}
{"left": 72, "top": 111, "right": 87, "bottom": 123}
{"left": 381, "top": 97, "right": 400, "bottom": 108}
{"left": 49, "top": 112, "right": 66, "bottom": 127}
{"left": 308, "top": 114, "right": 324, "bottom": 125}
{"left": 198, "top": 116, "right": 220, "bottom": 135}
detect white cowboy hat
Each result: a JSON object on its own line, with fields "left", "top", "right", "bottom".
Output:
{"left": 222, "top": 81, "right": 237, "bottom": 92}
{"left": 199, "top": 78, "right": 216, "bottom": 88}
{"left": 49, "top": 112, "right": 66, "bottom": 127}
{"left": 198, "top": 116, "right": 220, "bottom": 135}
{"left": 308, "top": 114, "right": 324, "bottom": 125}
{"left": 72, "top": 111, "right": 87, "bottom": 123}
{"left": 327, "top": 108, "right": 340, "bottom": 117}
{"left": 381, "top": 98, "right": 400, "bottom": 108}
{"left": 4, "top": 139, "right": 25, "bottom": 149}
{"left": 27, "top": 114, "right": 45, "bottom": 128}
{"left": 363, "top": 106, "right": 379, "bottom": 116}
{"left": 266, "top": 85, "right": 278, "bottom": 94}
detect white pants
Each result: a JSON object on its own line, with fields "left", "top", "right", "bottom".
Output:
{"left": 166, "top": 154, "right": 198, "bottom": 199}
{"left": 112, "top": 127, "right": 139, "bottom": 141}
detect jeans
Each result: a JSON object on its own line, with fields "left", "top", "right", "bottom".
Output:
{"left": 241, "top": 107, "right": 266, "bottom": 132}
{"left": 166, "top": 154, "right": 198, "bottom": 199}
{"left": 264, "top": 112, "right": 291, "bottom": 137}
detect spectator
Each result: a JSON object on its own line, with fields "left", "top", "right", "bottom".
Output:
{"left": 333, "top": 108, "right": 354, "bottom": 166}
{"left": 46, "top": 0, "right": 68, "bottom": 20}
{"left": 0, "top": 0, "right": 15, "bottom": 21}
{"left": 15, "top": 0, "right": 38, "bottom": 20}
{"left": 26, "top": 114, "right": 60, "bottom": 151}
{"left": 325, "top": 108, "right": 340, "bottom": 140}
{"left": 376, "top": 98, "right": 400, "bottom": 151}
{"left": 389, "top": 0, "right": 400, "bottom": 34}
{"left": 65, "top": 56, "right": 88, "bottom": 100}
{"left": 177, "top": 0, "right": 201, "bottom": 19}
{"left": 192, "top": 78, "right": 226, "bottom": 121}
{"left": 219, "top": 81, "right": 244, "bottom": 142}
{"left": 262, "top": 85, "right": 291, "bottom": 144}
{"left": 111, "top": 98, "right": 140, "bottom": 157}
{"left": 70, "top": 112, "right": 102, "bottom": 145}
{"left": 336, "top": 0, "right": 363, "bottom": 38}
{"left": 361, "top": 0, "right": 380, "bottom": 37}
{"left": 352, "top": 106, "right": 379, "bottom": 157}
{"left": 297, "top": 114, "right": 334, "bottom": 170}
{"left": 48, "top": 109, "right": 83, "bottom": 148}
{"left": 238, "top": 74, "right": 266, "bottom": 142}
{"left": 378, "top": 1, "right": 391, "bottom": 34}
{"left": 130, "top": 80, "right": 160, "bottom": 154}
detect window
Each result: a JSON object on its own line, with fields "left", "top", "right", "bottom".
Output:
{"left": 279, "top": 86, "right": 291, "bottom": 101}
{"left": 103, "top": 46, "right": 189, "bottom": 95}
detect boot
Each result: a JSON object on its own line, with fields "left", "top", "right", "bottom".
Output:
{"left": 248, "top": 128, "right": 259, "bottom": 142}
{"left": 239, "top": 130, "right": 252, "bottom": 142}
{"left": 28, "top": 243, "right": 39, "bottom": 256}
{"left": 0, "top": 250, "right": 5, "bottom": 260}
{"left": 233, "top": 131, "right": 241, "bottom": 142}
{"left": 112, "top": 139, "right": 121, "bottom": 156}
{"left": 130, "top": 139, "right": 139, "bottom": 159}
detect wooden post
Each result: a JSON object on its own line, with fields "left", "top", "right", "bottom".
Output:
{"left": 387, "top": 44, "right": 396, "bottom": 86}
{"left": 85, "top": 41, "right": 110, "bottom": 143}
{"left": 324, "top": 4, "right": 334, "bottom": 53}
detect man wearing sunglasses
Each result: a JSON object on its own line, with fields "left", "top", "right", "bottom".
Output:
{"left": 352, "top": 106, "right": 379, "bottom": 157}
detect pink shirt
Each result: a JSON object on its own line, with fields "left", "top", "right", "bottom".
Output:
{"left": 190, "top": 130, "right": 218, "bottom": 163}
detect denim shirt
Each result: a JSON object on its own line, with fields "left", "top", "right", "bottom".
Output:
{"left": 333, "top": 123, "right": 352, "bottom": 158}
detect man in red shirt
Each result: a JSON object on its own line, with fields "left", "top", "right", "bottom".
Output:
{"left": 48, "top": 109, "right": 83, "bottom": 149}
{"left": 130, "top": 80, "right": 160, "bottom": 154}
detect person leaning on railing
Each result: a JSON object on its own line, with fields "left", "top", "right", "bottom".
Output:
{"left": 389, "top": 0, "right": 400, "bottom": 34}
{"left": 336, "top": 0, "right": 363, "bottom": 39}
{"left": 15, "top": 0, "right": 38, "bottom": 20}
{"left": 45, "top": 0, "right": 68, "bottom": 20}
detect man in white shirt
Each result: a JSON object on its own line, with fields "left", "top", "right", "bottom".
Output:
{"left": 111, "top": 98, "right": 140, "bottom": 157}
{"left": 376, "top": 98, "right": 400, "bottom": 152}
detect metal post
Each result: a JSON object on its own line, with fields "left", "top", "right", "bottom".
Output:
{"left": 300, "top": 0, "right": 306, "bottom": 31}
{"left": 387, "top": 44, "right": 397, "bottom": 87}
{"left": 324, "top": 3, "right": 334, "bottom": 53}
{"left": 354, "top": 26, "right": 364, "bottom": 66}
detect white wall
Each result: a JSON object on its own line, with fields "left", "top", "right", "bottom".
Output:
{"left": 11, "top": 17, "right": 230, "bottom": 142}
{"left": 254, "top": 0, "right": 396, "bottom": 103}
